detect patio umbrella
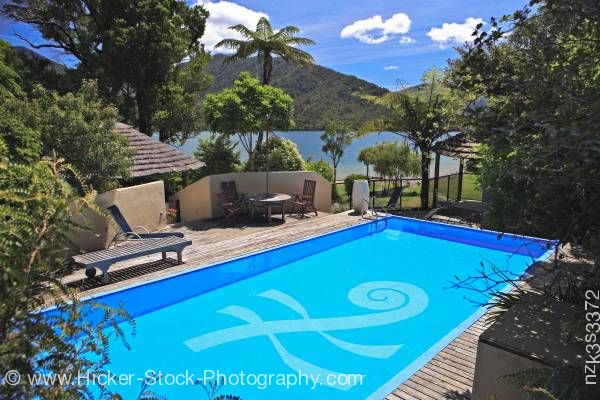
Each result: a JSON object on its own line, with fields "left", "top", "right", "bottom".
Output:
{"left": 265, "top": 130, "right": 270, "bottom": 194}
{"left": 264, "top": 115, "right": 272, "bottom": 195}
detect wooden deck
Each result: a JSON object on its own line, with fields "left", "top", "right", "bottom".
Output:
{"left": 387, "top": 320, "right": 485, "bottom": 400}
{"left": 64, "top": 212, "right": 366, "bottom": 296}
{"left": 62, "top": 211, "right": 543, "bottom": 400}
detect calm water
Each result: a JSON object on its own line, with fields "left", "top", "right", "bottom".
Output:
{"left": 176, "top": 131, "right": 460, "bottom": 179}
{"left": 82, "top": 218, "right": 550, "bottom": 399}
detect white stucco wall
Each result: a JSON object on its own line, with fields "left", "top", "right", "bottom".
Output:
{"left": 173, "top": 171, "right": 332, "bottom": 223}
{"left": 69, "top": 181, "right": 167, "bottom": 251}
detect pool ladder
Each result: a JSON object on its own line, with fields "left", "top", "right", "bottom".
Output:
{"left": 361, "top": 198, "right": 389, "bottom": 229}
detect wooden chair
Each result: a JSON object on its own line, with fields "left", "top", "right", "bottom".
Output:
{"left": 221, "top": 181, "right": 241, "bottom": 201}
{"left": 292, "top": 179, "right": 318, "bottom": 218}
{"left": 217, "top": 191, "right": 243, "bottom": 226}
{"left": 221, "top": 181, "right": 246, "bottom": 212}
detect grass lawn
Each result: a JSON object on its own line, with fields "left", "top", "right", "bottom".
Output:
{"left": 335, "top": 174, "right": 482, "bottom": 210}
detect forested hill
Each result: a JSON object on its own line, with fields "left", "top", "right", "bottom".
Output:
{"left": 206, "top": 55, "right": 389, "bottom": 130}
{"left": 9, "top": 46, "right": 390, "bottom": 130}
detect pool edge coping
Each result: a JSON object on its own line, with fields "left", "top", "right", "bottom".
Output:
{"left": 46, "top": 214, "right": 557, "bottom": 399}
{"left": 65, "top": 215, "right": 555, "bottom": 308}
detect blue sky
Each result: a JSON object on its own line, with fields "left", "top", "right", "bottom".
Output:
{"left": 0, "top": 0, "right": 526, "bottom": 88}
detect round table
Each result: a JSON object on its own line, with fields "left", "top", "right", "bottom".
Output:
{"left": 246, "top": 193, "right": 291, "bottom": 223}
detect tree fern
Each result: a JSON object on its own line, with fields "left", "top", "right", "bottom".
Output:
{"left": 215, "top": 17, "right": 314, "bottom": 85}
{"left": 0, "top": 157, "right": 135, "bottom": 399}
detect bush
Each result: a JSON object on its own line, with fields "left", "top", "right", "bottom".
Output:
{"left": 252, "top": 136, "right": 305, "bottom": 172}
{"left": 194, "top": 134, "right": 241, "bottom": 178}
{"left": 343, "top": 173, "right": 368, "bottom": 198}
{"left": 305, "top": 157, "right": 333, "bottom": 182}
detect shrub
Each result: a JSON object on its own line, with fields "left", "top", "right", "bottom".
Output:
{"left": 194, "top": 135, "right": 242, "bottom": 178}
{"left": 252, "top": 136, "right": 305, "bottom": 171}
{"left": 305, "top": 157, "right": 333, "bottom": 182}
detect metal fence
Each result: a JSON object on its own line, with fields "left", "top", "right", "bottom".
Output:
{"left": 339, "top": 173, "right": 481, "bottom": 210}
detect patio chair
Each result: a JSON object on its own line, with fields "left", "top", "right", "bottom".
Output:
{"left": 217, "top": 191, "right": 243, "bottom": 226}
{"left": 291, "top": 179, "right": 318, "bottom": 218}
{"left": 374, "top": 186, "right": 403, "bottom": 213}
{"left": 221, "top": 180, "right": 247, "bottom": 212}
{"left": 107, "top": 205, "right": 184, "bottom": 243}
{"left": 221, "top": 181, "right": 245, "bottom": 204}
{"left": 72, "top": 236, "right": 192, "bottom": 282}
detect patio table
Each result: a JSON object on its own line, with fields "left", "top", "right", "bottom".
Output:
{"left": 246, "top": 193, "right": 291, "bottom": 224}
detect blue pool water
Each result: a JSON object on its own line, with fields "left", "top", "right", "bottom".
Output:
{"left": 63, "top": 217, "right": 553, "bottom": 399}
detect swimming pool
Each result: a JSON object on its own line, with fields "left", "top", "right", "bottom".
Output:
{"left": 65, "top": 216, "right": 554, "bottom": 399}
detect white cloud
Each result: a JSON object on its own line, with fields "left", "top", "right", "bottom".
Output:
{"left": 384, "top": 65, "right": 399, "bottom": 71}
{"left": 427, "top": 17, "right": 483, "bottom": 48}
{"left": 340, "top": 13, "right": 411, "bottom": 45}
{"left": 200, "top": 1, "right": 269, "bottom": 52}
{"left": 399, "top": 36, "right": 415, "bottom": 44}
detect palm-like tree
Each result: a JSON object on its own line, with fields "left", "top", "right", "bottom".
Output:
{"left": 360, "top": 69, "right": 462, "bottom": 210}
{"left": 215, "top": 17, "right": 315, "bottom": 85}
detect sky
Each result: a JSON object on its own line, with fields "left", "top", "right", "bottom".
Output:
{"left": 0, "top": 0, "right": 526, "bottom": 89}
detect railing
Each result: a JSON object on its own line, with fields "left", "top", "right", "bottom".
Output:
{"left": 337, "top": 173, "right": 482, "bottom": 211}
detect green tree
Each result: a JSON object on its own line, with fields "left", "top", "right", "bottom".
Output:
{"left": 362, "top": 69, "right": 462, "bottom": 209}
{"left": 253, "top": 135, "right": 305, "bottom": 171}
{"left": 0, "top": 40, "right": 22, "bottom": 97}
{"left": 0, "top": 44, "right": 42, "bottom": 165}
{"left": 0, "top": 157, "right": 133, "bottom": 400}
{"left": 0, "top": 96, "right": 41, "bottom": 165}
{"left": 321, "top": 121, "right": 354, "bottom": 199}
{"left": 447, "top": 0, "right": 600, "bottom": 258}
{"left": 151, "top": 54, "right": 213, "bottom": 144}
{"left": 358, "top": 146, "right": 376, "bottom": 177}
{"left": 446, "top": 3, "right": 600, "bottom": 398}
{"left": 216, "top": 17, "right": 315, "bottom": 85}
{"left": 2, "top": 0, "right": 210, "bottom": 138}
{"left": 305, "top": 157, "right": 334, "bottom": 182}
{"left": 203, "top": 72, "right": 295, "bottom": 171}
{"left": 367, "top": 142, "right": 420, "bottom": 188}
{"left": 8, "top": 44, "right": 77, "bottom": 95}
{"left": 194, "top": 135, "right": 241, "bottom": 178}
{"left": 33, "top": 81, "right": 133, "bottom": 192}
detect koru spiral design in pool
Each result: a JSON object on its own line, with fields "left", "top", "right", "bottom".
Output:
{"left": 184, "top": 281, "right": 429, "bottom": 391}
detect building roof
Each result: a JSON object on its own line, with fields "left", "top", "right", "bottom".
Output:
{"left": 114, "top": 123, "right": 204, "bottom": 178}
{"left": 433, "top": 133, "right": 480, "bottom": 160}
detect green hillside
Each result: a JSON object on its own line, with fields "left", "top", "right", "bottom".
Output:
{"left": 9, "top": 46, "right": 390, "bottom": 131}
{"left": 206, "top": 55, "right": 389, "bottom": 130}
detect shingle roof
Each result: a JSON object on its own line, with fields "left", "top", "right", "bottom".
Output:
{"left": 433, "top": 133, "right": 480, "bottom": 160}
{"left": 114, "top": 123, "right": 204, "bottom": 178}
